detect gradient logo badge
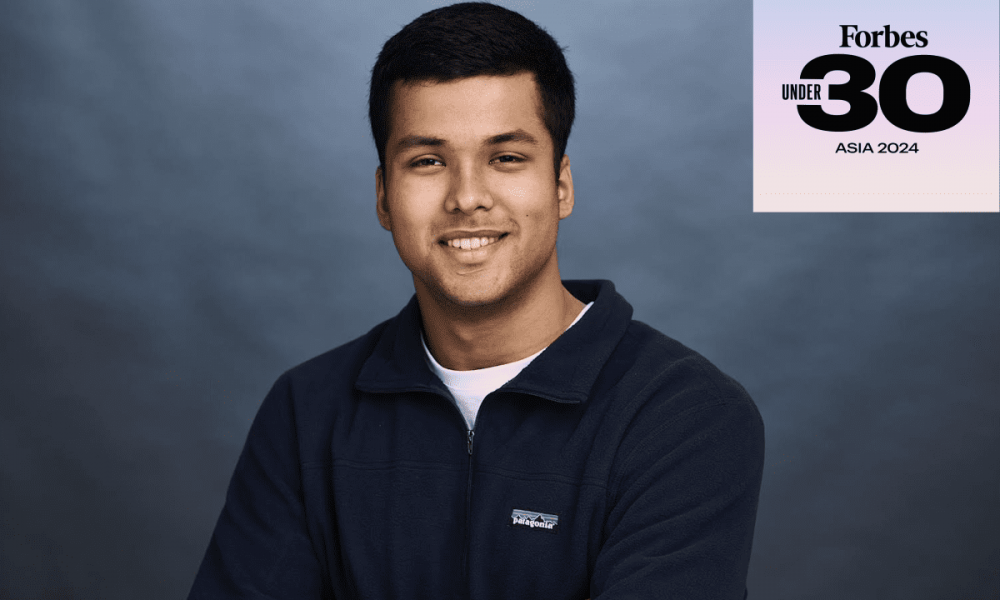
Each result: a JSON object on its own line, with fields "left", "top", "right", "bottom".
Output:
{"left": 754, "top": 0, "right": 998, "bottom": 212}
{"left": 510, "top": 509, "right": 559, "bottom": 533}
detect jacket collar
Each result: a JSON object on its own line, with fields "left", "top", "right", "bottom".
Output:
{"left": 354, "top": 280, "right": 633, "bottom": 404}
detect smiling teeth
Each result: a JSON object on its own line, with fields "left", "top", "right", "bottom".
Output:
{"left": 447, "top": 236, "right": 499, "bottom": 249}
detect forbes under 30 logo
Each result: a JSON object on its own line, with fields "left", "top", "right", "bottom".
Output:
{"left": 783, "top": 25, "right": 971, "bottom": 134}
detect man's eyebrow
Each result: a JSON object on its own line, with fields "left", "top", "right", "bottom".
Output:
{"left": 395, "top": 135, "right": 445, "bottom": 150}
{"left": 395, "top": 130, "right": 539, "bottom": 151}
{"left": 486, "top": 130, "right": 539, "bottom": 146}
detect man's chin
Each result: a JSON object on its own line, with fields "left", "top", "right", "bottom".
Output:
{"left": 442, "top": 290, "right": 505, "bottom": 310}
{"left": 413, "top": 269, "right": 539, "bottom": 314}
{"left": 426, "top": 280, "right": 511, "bottom": 312}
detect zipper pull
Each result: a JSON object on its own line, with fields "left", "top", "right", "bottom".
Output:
{"left": 467, "top": 429, "right": 474, "bottom": 455}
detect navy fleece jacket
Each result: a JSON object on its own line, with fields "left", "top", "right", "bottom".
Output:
{"left": 189, "top": 279, "right": 765, "bottom": 599}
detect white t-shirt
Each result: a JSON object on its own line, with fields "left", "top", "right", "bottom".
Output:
{"left": 422, "top": 302, "right": 594, "bottom": 430}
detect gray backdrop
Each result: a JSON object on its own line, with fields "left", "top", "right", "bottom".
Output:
{"left": 1, "top": 0, "right": 997, "bottom": 598}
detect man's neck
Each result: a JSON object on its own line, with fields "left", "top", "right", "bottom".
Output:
{"left": 417, "top": 276, "right": 584, "bottom": 371}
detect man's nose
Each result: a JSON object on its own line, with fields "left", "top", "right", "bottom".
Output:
{"left": 444, "top": 165, "right": 494, "bottom": 214}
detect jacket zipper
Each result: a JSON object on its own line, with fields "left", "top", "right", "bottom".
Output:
{"left": 462, "top": 427, "right": 475, "bottom": 585}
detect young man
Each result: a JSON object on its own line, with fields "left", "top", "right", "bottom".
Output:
{"left": 189, "top": 3, "right": 764, "bottom": 599}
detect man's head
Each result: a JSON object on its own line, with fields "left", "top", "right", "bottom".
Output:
{"left": 371, "top": 4, "right": 578, "bottom": 312}
{"left": 374, "top": 72, "right": 574, "bottom": 310}
{"left": 368, "top": 2, "right": 575, "bottom": 180}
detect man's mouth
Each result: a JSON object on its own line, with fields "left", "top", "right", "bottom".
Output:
{"left": 440, "top": 233, "right": 507, "bottom": 250}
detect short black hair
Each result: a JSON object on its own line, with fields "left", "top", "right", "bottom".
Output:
{"left": 369, "top": 2, "right": 575, "bottom": 179}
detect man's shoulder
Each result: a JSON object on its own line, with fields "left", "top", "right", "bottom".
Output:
{"left": 608, "top": 317, "right": 757, "bottom": 418}
{"left": 603, "top": 318, "right": 764, "bottom": 476}
{"left": 280, "top": 313, "right": 396, "bottom": 393}
{"left": 535, "top": 279, "right": 756, "bottom": 414}
{"left": 627, "top": 319, "right": 748, "bottom": 387}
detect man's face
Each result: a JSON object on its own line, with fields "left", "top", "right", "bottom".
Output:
{"left": 377, "top": 72, "right": 574, "bottom": 309}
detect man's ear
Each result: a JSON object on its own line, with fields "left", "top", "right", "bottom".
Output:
{"left": 557, "top": 155, "right": 574, "bottom": 220}
{"left": 376, "top": 165, "right": 392, "bottom": 231}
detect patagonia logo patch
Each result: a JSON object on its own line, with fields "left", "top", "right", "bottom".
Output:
{"left": 510, "top": 509, "right": 559, "bottom": 533}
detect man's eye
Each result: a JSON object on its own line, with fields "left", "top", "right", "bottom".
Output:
{"left": 493, "top": 155, "right": 522, "bottom": 164}
{"left": 412, "top": 158, "right": 442, "bottom": 167}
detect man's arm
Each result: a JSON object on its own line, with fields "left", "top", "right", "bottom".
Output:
{"left": 591, "top": 396, "right": 765, "bottom": 599}
{"left": 188, "top": 374, "right": 328, "bottom": 599}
